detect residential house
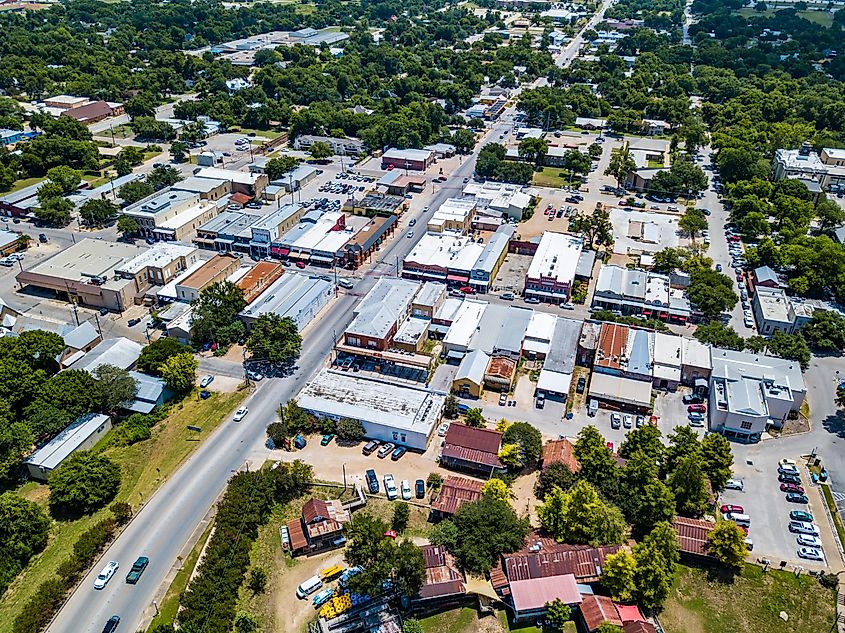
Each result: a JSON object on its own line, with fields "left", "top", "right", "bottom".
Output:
{"left": 541, "top": 438, "right": 580, "bottom": 472}
{"left": 412, "top": 545, "right": 467, "bottom": 613}
{"left": 284, "top": 498, "right": 350, "bottom": 556}
{"left": 430, "top": 476, "right": 484, "bottom": 520}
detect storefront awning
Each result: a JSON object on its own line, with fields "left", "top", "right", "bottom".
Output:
{"left": 310, "top": 254, "right": 335, "bottom": 264}
{"left": 271, "top": 247, "right": 290, "bottom": 257}
{"left": 446, "top": 274, "right": 469, "bottom": 283}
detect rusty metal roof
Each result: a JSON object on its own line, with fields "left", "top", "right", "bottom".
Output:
{"left": 541, "top": 439, "right": 580, "bottom": 473}
{"left": 431, "top": 476, "right": 484, "bottom": 516}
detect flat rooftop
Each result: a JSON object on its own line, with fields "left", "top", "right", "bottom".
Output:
{"left": 195, "top": 167, "right": 263, "bottom": 186}
{"left": 297, "top": 369, "right": 445, "bottom": 435}
{"left": 177, "top": 254, "right": 239, "bottom": 289}
{"left": 117, "top": 242, "right": 196, "bottom": 274}
{"left": 526, "top": 231, "right": 584, "bottom": 284}
{"left": 25, "top": 413, "right": 110, "bottom": 470}
{"left": 21, "top": 238, "right": 145, "bottom": 289}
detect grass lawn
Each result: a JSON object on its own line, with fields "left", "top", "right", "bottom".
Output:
{"left": 82, "top": 173, "right": 111, "bottom": 189}
{"left": 661, "top": 563, "right": 837, "bottom": 633}
{"left": 532, "top": 167, "right": 577, "bottom": 189}
{"left": 821, "top": 484, "right": 845, "bottom": 546}
{"left": 647, "top": 159, "right": 665, "bottom": 168}
{"left": 363, "top": 497, "right": 433, "bottom": 539}
{"left": 236, "top": 127, "right": 285, "bottom": 140}
{"left": 147, "top": 522, "right": 213, "bottom": 629}
{"left": 0, "top": 390, "right": 246, "bottom": 633}
{"left": 421, "top": 607, "right": 480, "bottom": 633}
{"left": 7, "top": 176, "right": 44, "bottom": 193}
{"left": 736, "top": 7, "right": 833, "bottom": 26}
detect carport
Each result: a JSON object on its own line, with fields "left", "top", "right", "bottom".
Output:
{"left": 588, "top": 373, "right": 652, "bottom": 413}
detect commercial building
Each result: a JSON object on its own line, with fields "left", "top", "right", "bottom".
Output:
{"left": 772, "top": 144, "right": 845, "bottom": 191}
{"left": 534, "top": 317, "right": 581, "bottom": 398}
{"left": 411, "top": 282, "right": 447, "bottom": 319}
{"left": 340, "top": 215, "right": 397, "bottom": 268}
{"left": 60, "top": 100, "right": 123, "bottom": 124}
{"left": 239, "top": 272, "right": 333, "bottom": 330}
{"left": 402, "top": 233, "right": 484, "bottom": 286}
{"left": 293, "top": 135, "right": 366, "bottom": 155}
{"left": 462, "top": 181, "right": 532, "bottom": 220}
{"left": 25, "top": 414, "right": 112, "bottom": 480}
{"left": 236, "top": 261, "right": 285, "bottom": 304}
{"left": 194, "top": 210, "right": 261, "bottom": 254}
{"left": 16, "top": 239, "right": 150, "bottom": 312}
{"left": 0, "top": 230, "right": 21, "bottom": 256}
{"left": 343, "top": 278, "right": 418, "bottom": 352}
{"left": 174, "top": 253, "right": 241, "bottom": 302}
{"left": 523, "top": 232, "right": 584, "bottom": 303}
{"left": 753, "top": 286, "right": 798, "bottom": 336}
{"left": 172, "top": 176, "right": 231, "bottom": 201}
{"left": 440, "top": 423, "right": 505, "bottom": 478}
{"left": 709, "top": 348, "right": 806, "bottom": 442}
{"left": 593, "top": 265, "right": 691, "bottom": 323}
{"left": 452, "top": 349, "right": 490, "bottom": 398}
{"left": 381, "top": 147, "right": 435, "bottom": 171}
{"left": 71, "top": 337, "right": 143, "bottom": 373}
{"left": 469, "top": 225, "right": 513, "bottom": 292}
{"left": 248, "top": 203, "right": 305, "bottom": 258}
{"left": 123, "top": 190, "right": 221, "bottom": 242}
{"left": 296, "top": 369, "right": 444, "bottom": 450}
{"left": 343, "top": 192, "right": 406, "bottom": 217}
{"left": 427, "top": 198, "right": 475, "bottom": 234}
{"left": 193, "top": 167, "right": 269, "bottom": 197}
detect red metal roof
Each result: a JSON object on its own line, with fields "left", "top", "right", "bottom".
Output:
{"left": 230, "top": 192, "right": 252, "bottom": 205}
{"left": 580, "top": 595, "right": 623, "bottom": 631}
{"left": 416, "top": 544, "right": 466, "bottom": 600}
{"left": 673, "top": 516, "right": 714, "bottom": 556}
{"left": 302, "top": 498, "right": 330, "bottom": 524}
{"left": 541, "top": 439, "right": 580, "bottom": 472}
{"left": 623, "top": 622, "right": 657, "bottom": 633}
{"left": 441, "top": 424, "right": 504, "bottom": 469}
{"left": 616, "top": 604, "right": 645, "bottom": 623}
{"left": 431, "top": 476, "right": 484, "bottom": 516}
{"left": 501, "top": 544, "right": 620, "bottom": 585}
{"left": 595, "top": 322, "right": 628, "bottom": 370}
{"left": 509, "top": 575, "right": 582, "bottom": 612}
{"left": 286, "top": 518, "right": 308, "bottom": 551}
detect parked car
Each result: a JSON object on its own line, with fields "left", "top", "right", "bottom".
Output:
{"left": 725, "top": 478, "right": 744, "bottom": 491}
{"left": 576, "top": 376, "right": 586, "bottom": 394}
{"left": 127, "top": 318, "right": 141, "bottom": 327}
{"left": 383, "top": 474, "right": 398, "bottom": 500}
{"left": 720, "top": 504, "right": 744, "bottom": 514}
{"left": 437, "top": 422, "right": 449, "bottom": 437}
{"left": 780, "top": 482, "right": 805, "bottom": 493}
{"left": 199, "top": 375, "right": 214, "bottom": 388}
{"left": 94, "top": 561, "right": 120, "bottom": 590}
{"left": 797, "top": 534, "right": 822, "bottom": 548}
{"left": 320, "top": 434, "right": 335, "bottom": 446}
{"left": 682, "top": 393, "right": 704, "bottom": 405}
{"left": 789, "top": 521, "right": 819, "bottom": 536}
{"left": 377, "top": 442, "right": 395, "bottom": 458}
{"left": 126, "top": 556, "right": 149, "bottom": 584}
{"left": 400, "top": 479, "right": 412, "bottom": 500}
{"left": 233, "top": 406, "right": 249, "bottom": 421}
{"left": 635, "top": 415, "right": 645, "bottom": 428}
{"left": 525, "top": 297, "right": 540, "bottom": 304}
{"left": 499, "top": 392, "right": 508, "bottom": 406}
{"left": 687, "top": 404, "right": 706, "bottom": 413}
{"left": 365, "top": 469, "right": 379, "bottom": 494}
{"left": 296, "top": 261, "right": 307, "bottom": 269}
{"left": 362, "top": 440, "right": 380, "bottom": 455}
{"left": 778, "top": 464, "right": 800, "bottom": 476}
{"left": 103, "top": 616, "right": 121, "bottom": 633}
{"left": 391, "top": 446, "right": 406, "bottom": 461}
{"left": 610, "top": 413, "right": 621, "bottom": 429}
{"left": 790, "top": 510, "right": 813, "bottom": 522}
{"left": 199, "top": 390, "right": 211, "bottom": 399}
{"left": 687, "top": 412, "right": 705, "bottom": 422}
{"left": 415, "top": 479, "right": 425, "bottom": 498}
{"left": 501, "top": 292, "right": 515, "bottom": 300}
{"left": 797, "top": 546, "right": 824, "bottom": 561}
{"left": 786, "top": 492, "right": 809, "bottom": 504}
{"left": 623, "top": 415, "right": 633, "bottom": 429}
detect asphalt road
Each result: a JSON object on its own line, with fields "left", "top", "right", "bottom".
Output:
{"left": 47, "top": 8, "right": 613, "bottom": 631}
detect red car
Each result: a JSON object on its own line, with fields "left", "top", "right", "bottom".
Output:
{"left": 781, "top": 483, "right": 805, "bottom": 494}
{"left": 720, "top": 504, "right": 744, "bottom": 514}
{"left": 295, "top": 261, "right": 306, "bottom": 269}
{"left": 606, "top": 442, "right": 614, "bottom": 453}
{"left": 687, "top": 404, "right": 706, "bottom": 413}
{"left": 458, "top": 286, "right": 476, "bottom": 295}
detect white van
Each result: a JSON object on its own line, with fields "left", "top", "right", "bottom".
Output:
{"left": 725, "top": 512, "right": 751, "bottom": 527}
{"left": 296, "top": 575, "right": 323, "bottom": 599}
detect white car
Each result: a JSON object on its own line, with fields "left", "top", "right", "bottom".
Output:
{"left": 725, "top": 478, "right": 744, "bottom": 491}
{"left": 384, "top": 474, "right": 398, "bottom": 500}
{"left": 199, "top": 375, "right": 214, "bottom": 388}
{"left": 233, "top": 406, "right": 249, "bottom": 422}
{"left": 789, "top": 521, "right": 819, "bottom": 536}
{"left": 401, "top": 479, "right": 412, "bottom": 500}
{"left": 94, "top": 560, "right": 119, "bottom": 589}
{"left": 797, "top": 534, "right": 822, "bottom": 548}
{"left": 437, "top": 422, "right": 450, "bottom": 437}
{"left": 797, "top": 546, "right": 824, "bottom": 561}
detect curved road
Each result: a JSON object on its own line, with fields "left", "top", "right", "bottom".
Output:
{"left": 47, "top": 5, "right": 612, "bottom": 631}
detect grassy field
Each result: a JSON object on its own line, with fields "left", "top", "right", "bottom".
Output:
{"left": 532, "top": 167, "right": 577, "bottom": 189}
{"left": 736, "top": 7, "right": 834, "bottom": 26}
{"left": 0, "top": 390, "right": 246, "bottom": 633}
{"left": 421, "top": 608, "right": 480, "bottom": 633}
{"left": 661, "top": 563, "right": 837, "bottom": 633}
{"left": 235, "top": 127, "right": 285, "bottom": 140}
{"left": 7, "top": 176, "right": 44, "bottom": 193}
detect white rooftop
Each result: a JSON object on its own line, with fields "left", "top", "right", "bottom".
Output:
{"left": 346, "top": 277, "right": 419, "bottom": 340}
{"left": 194, "top": 167, "right": 263, "bottom": 186}
{"left": 404, "top": 233, "right": 485, "bottom": 273}
{"left": 116, "top": 242, "right": 196, "bottom": 274}
{"left": 443, "top": 299, "right": 487, "bottom": 349}
{"left": 526, "top": 232, "right": 584, "bottom": 285}
{"left": 25, "top": 413, "right": 110, "bottom": 471}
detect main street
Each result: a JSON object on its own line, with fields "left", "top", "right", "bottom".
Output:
{"left": 47, "top": 8, "right": 611, "bottom": 631}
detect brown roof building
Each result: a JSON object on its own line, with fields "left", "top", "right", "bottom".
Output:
{"left": 579, "top": 595, "right": 623, "bottom": 632}
{"left": 413, "top": 544, "right": 466, "bottom": 608}
{"left": 440, "top": 424, "right": 506, "bottom": 478}
{"left": 673, "top": 516, "right": 715, "bottom": 557}
{"left": 595, "top": 322, "right": 628, "bottom": 371}
{"left": 61, "top": 100, "right": 119, "bottom": 124}
{"left": 237, "top": 261, "right": 285, "bottom": 304}
{"left": 541, "top": 438, "right": 580, "bottom": 472}
{"left": 623, "top": 622, "right": 658, "bottom": 633}
{"left": 174, "top": 253, "right": 240, "bottom": 302}
{"left": 431, "top": 476, "right": 484, "bottom": 519}
{"left": 284, "top": 498, "right": 350, "bottom": 557}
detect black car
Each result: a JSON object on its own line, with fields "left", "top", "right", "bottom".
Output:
{"left": 576, "top": 376, "right": 586, "bottom": 394}
{"left": 415, "top": 479, "right": 425, "bottom": 499}
{"left": 199, "top": 390, "right": 211, "bottom": 399}
{"left": 391, "top": 446, "right": 406, "bottom": 461}
{"left": 103, "top": 616, "right": 120, "bottom": 633}
{"left": 365, "top": 469, "right": 379, "bottom": 494}
{"left": 128, "top": 318, "right": 141, "bottom": 327}
{"left": 682, "top": 393, "right": 704, "bottom": 405}
{"left": 38, "top": 233, "right": 48, "bottom": 243}
{"left": 362, "top": 440, "right": 379, "bottom": 456}
{"left": 779, "top": 473, "right": 802, "bottom": 484}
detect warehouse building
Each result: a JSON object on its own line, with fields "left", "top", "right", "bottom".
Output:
{"left": 381, "top": 147, "right": 435, "bottom": 171}
{"left": 25, "top": 414, "right": 112, "bottom": 481}
{"left": 296, "top": 369, "right": 445, "bottom": 450}
{"left": 239, "top": 272, "right": 333, "bottom": 330}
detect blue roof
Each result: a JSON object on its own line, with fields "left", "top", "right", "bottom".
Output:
{"left": 627, "top": 329, "right": 652, "bottom": 377}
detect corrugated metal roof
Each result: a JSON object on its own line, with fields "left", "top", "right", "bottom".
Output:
{"left": 541, "top": 439, "right": 580, "bottom": 472}
{"left": 580, "top": 595, "right": 623, "bottom": 631}
{"left": 673, "top": 516, "right": 714, "bottom": 555}
{"left": 431, "top": 476, "right": 484, "bottom": 516}
{"left": 455, "top": 349, "right": 490, "bottom": 385}
{"left": 509, "top": 575, "right": 582, "bottom": 612}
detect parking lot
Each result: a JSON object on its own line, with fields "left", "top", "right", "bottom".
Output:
{"left": 720, "top": 454, "right": 831, "bottom": 570}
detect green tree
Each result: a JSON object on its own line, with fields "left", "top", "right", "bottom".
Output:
{"left": 118, "top": 146, "right": 145, "bottom": 166}
{"left": 191, "top": 281, "right": 247, "bottom": 346}
{"left": 267, "top": 422, "right": 288, "bottom": 447}
{"left": 766, "top": 331, "right": 811, "bottom": 370}
{"left": 668, "top": 455, "right": 709, "bottom": 517}
{"left": 170, "top": 141, "right": 188, "bottom": 163}
{"left": 687, "top": 269, "right": 738, "bottom": 320}
{"left": 802, "top": 310, "right": 845, "bottom": 352}
{"left": 562, "top": 149, "right": 592, "bottom": 175}
{"left": 443, "top": 394, "right": 459, "bottom": 419}
{"left": 114, "top": 158, "right": 132, "bottom": 177}
{"left": 403, "top": 619, "right": 424, "bottom": 633}
{"left": 463, "top": 407, "right": 485, "bottom": 428}
{"left": 679, "top": 208, "right": 708, "bottom": 238}
{"left": 452, "top": 128, "right": 476, "bottom": 154}
{"left": 336, "top": 418, "right": 365, "bottom": 441}
{"left": 694, "top": 321, "right": 745, "bottom": 350}
{"left": 619, "top": 425, "right": 663, "bottom": 462}
{"left": 265, "top": 155, "right": 300, "bottom": 181}
{"left": 501, "top": 421, "right": 542, "bottom": 468}
{"left": 0, "top": 492, "right": 51, "bottom": 594}
{"left": 618, "top": 450, "right": 675, "bottom": 538}
{"left": 146, "top": 165, "right": 183, "bottom": 191}
{"left": 481, "top": 478, "right": 510, "bottom": 504}
{"left": 119, "top": 180, "right": 154, "bottom": 204}
{"left": 248, "top": 567, "right": 267, "bottom": 594}
{"left": 538, "top": 481, "right": 627, "bottom": 546}
{"left": 392, "top": 501, "right": 410, "bottom": 533}
{"left": 116, "top": 214, "right": 140, "bottom": 237}
{"left": 92, "top": 364, "right": 138, "bottom": 412}
{"left": 34, "top": 197, "right": 72, "bottom": 226}
{"left": 816, "top": 199, "right": 845, "bottom": 233}
{"left": 518, "top": 137, "right": 549, "bottom": 166}
{"left": 246, "top": 314, "right": 302, "bottom": 366}
{"left": 633, "top": 522, "right": 679, "bottom": 610}
{"left": 310, "top": 141, "right": 333, "bottom": 160}
{"left": 48, "top": 451, "right": 121, "bottom": 518}
{"left": 79, "top": 199, "right": 118, "bottom": 227}
{"left": 706, "top": 520, "right": 747, "bottom": 571}
{"left": 568, "top": 208, "right": 613, "bottom": 249}
{"left": 450, "top": 496, "right": 530, "bottom": 573}
{"left": 46, "top": 166, "right": 81, "bottom": 193}
{"left": 534, "top": 462, "right": 578, "bottom": 500}
{"left": 601, "top": 550, "right": 637, "bottom": 602}
{"left": 233, "top": 611, "right": 257, "bottom": 633}
{"left": 699, "top": 433, "right": 734, "bottom": 492}
{"left": 573, "top": 425, "right": 619, "bottom": 498}
{"left": 137, "top": 338, "right": 191, "bottom": 375}
{"left": 36, "top": 181, "right": 64, "bottom": 205}
{"left": 605, "top": 143, "right": 636, "bottom": 187}
{"left": 160, "top": 352, "right": 198, "bottom": 394}
{"left": 545, "top": 598, "right": 572, "bottom": 631}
